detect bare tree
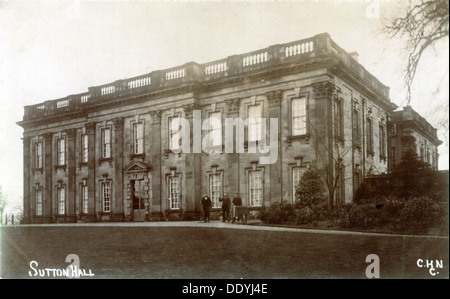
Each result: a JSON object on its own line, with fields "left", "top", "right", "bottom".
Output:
{"left": 309, "top": 121, "right": 352, "bottom": 210}
{"left": 0, "top": 189, "right": 7, "bottom": 225}
{"left": 384, "top": 0, "right": 449, "bottom": 105}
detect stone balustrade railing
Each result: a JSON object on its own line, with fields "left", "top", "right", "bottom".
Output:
{"left": 242, "top": 51, "right": 268, "bottom": 67}
{"left": 127, "top": 76, "right": 151, "bottom": 89}
{"left": 101, "top": 85, "right": 116, "bottom": 96}
{"left": 204, "top": 60, "right": 227, "bottom": 75}
{"left": 23, "top": 33, "right": 391, "bottom": 120}
{"left": 165, "top": 68, "right": 185, "bottom": 80}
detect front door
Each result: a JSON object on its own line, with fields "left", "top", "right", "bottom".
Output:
{"left": 131, "top": 179, "right": 146, "bottom": 221}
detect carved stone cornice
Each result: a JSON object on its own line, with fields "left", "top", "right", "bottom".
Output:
{"left": 112, "top": 117, "right": 125, "bottom": 130}
{"left": 183, "top": 102, "right": 202, "bottom": 117}
{"left": 22, "top": 135, "right": 31, "bottom": 146}
{"left": 266, "top": 90, "right": 283, "bottom": 107}
{"left": 225, "top": 98, "right": 240, "bottom": 114}
{"left": 42, "top": 132, "right": 53, "bottom": 143}
{"left": 150, "top": 110, "right": 162, "bottom": 124}
{"left": 64, "top": 128, "right": 77, "bottom": 140}
{"left": 312, "top": 80, "right": 337, "bottom": 99}
{"left": 85, "top": 122, "right": 97, "bottom": 134}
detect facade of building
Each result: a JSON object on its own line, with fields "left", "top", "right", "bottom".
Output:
{"left": 390, "top": 106, "right": 442, "bottom": 171}
{"left": 18, "top": 33, "right": 398, "bottom": 224}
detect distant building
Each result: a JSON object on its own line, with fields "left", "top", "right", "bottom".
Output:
{"left": 17, "top": 33, "right": 399, "bottom": 224}
{"left": 390, "top": 106, "right": 442, "bottom": 171}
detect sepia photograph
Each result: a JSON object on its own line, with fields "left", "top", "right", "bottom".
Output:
{"left": 0, "top": 0, "right": 448, "bottom": 285}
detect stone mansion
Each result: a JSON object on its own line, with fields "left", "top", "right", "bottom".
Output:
{"left": 17, "top": 33, "right": 441, "bottom": 223}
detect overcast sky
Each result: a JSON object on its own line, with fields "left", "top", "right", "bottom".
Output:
{"left": 0, "top": 0, "right": 448, "bottom": 211}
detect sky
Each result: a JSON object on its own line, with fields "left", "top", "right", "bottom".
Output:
{"left": 0, "top": 0, "right": 448, "bottom": 213}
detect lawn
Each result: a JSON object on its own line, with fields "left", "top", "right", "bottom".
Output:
{"left": 1, "top": 225, "right": 448, "bottom": 279}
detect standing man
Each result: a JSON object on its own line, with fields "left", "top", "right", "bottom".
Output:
{"left": 201, "top": 193, "right": 212, "bottom": 223}
{"left": 219, "top": 192, "right": 231, "bottom": 222}
{"left": 232, "top": 192, "right": 242, "bottom": 223}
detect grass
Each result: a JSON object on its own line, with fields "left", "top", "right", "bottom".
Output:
{"left": 1, "top": 225, "right": 448, "bottom": 279}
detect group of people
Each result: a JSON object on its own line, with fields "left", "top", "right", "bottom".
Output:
{"left": 200, "top": 192, "right": 242, "bottom": 223}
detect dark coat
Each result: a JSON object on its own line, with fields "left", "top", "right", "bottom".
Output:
{"left": 201, "top": 196, "right": 212, "bottom": 210}
{"left": 219, "top": 195, "right": 231, "bottom": 209}
{"left": 232, "top": 196, "right": 242, "bottom": 206}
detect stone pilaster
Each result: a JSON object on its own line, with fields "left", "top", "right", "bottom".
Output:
{"left": 225, "top": 98, "right": 240, "bottom": 196}
{"left": 312, "top": 80, "right": 337, "bottom": 208}
{"left": 150, "top": 110, "right": 163, "bottom": 219}
{"left": 112, "top": 117, "right": 124, "bottom": 221}
{"left": 22, "top": 136, "right": 31, "bottom": 224}
{"left": 65, "top": 128, "right": 77, "bottom": 222}
{"left": 267, "top": 91, "right": 282, "bottom": 205}
{"left": 85, "top": 122, "right": 97, "bottom": 219}
{"left": 183, "top": 102, "right": 202, "bottom": 217}
{"left": 43, "top": 132, "right": 53, "bottom": 222}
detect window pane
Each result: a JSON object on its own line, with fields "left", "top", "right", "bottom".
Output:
{"left": 58, "top": 139, "right": 65, "bottom": 165}
{"left": 249, "top": 171, "right": 263, "bottom": 207}
{"left": 169, "top": 117, "right": 181, "bottom": 150}
{"left": 210, "top": 173, "right": 222, "bottom": 208}
{"left": 82, "top": 185, "right": 88, "bottom": 214}
{"left": 102, "top": 129, "right": 111, "bottom": 158}
{"left": 210, "top": 112, "right": 222, "bottom": 147}
{"left": 292, "top": 98, "right": 306, "bottom": 135}
{"left": 293, "top": 167, "right": 305, "bottom": 202}
{"left": 249, "top": 105, "right": 262, "bottom": 141}
{"left": 169, "top": 176, "right": 180, "bottom": 209}
{"left": 82, "top": 134, "right": 88, "bottom": 162}
{"left": 134, "top": 123, "right": 144, "bottom": 154}
{"left": 36, "top": 142, "right": 43, "bottom": 168}
{"left": 103, "top": 182, "right": 111, "bottom": 212}
{"left": 36, "top": 189, "right": 42, "bottom": 216}
{"left": 58, "top": 187, "right": 65, "bottom": 215}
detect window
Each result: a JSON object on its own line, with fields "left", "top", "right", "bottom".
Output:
{"left": 249, "top": 170, "right": 263, "bottom": 207}
{"left": 81, "top": 180, "right": 88, "bottom": 214}
{"left": 134, "top": 122, "right": 144, "bottom": 154}
{"left": 57, "top": 138, "right": 65, "bottom": 165}
{"left": 366, "top": 118, "right": 373, "bottom": 155}
{"left": 169, "top": 115, "right": 181, "bottom": 151}
{"left": 36, "top": 188, "right": 43, "bottom": 216}
{"left": 292, "top": 97, "right": 307, "bottom": 136}
{"left": 248, "top": 105, "right": 262, "bottom": 142}
{"left": 168, "top": 176, "right": 180, "bottom": 209}
{"left": 101, "top": 128, "right": 111, "bottom": 158}
{"left": 81, "top": 134, "right": 88, "bottom": 163}
{"left": 334, "top": 100, "right": 343, "bottom": 139}
{"left": 292, "top": 167, "right": 305, "bottom": 202}
{"left": 209, "top": 112, "right": 222, "bottom": 147}
{"left": 101, "top": 181, "right": 111, "bottom": 213}
{"left": 57, "top": 187, "right": 65, "bottom": 215}
{"left": 35, "top": 141, "right": 43, "bottom": 168}
{"left": 353, "top": 108, "right": 360, "bottom": 145}
{"left": 209, "top": 173, "right": 222, "bottom": 208}
{"left": 379, "top": 125, "right": 386, "bottom": 158}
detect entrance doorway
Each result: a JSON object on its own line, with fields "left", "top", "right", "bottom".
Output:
{"left": 131, "top": 179, "right": 146, "bottom": 221}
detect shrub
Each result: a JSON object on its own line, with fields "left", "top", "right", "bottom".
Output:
{"left": 337, "top": 195, "right": 448, "bottom": 233}
{"left": 295, "top": 168, "right": 326, "bottom": 205}
{"left": 398, "top": 196, "right": 447, "bottom": 233}
{"left": 258, "top": 201, "right": 295, "bottom": 225}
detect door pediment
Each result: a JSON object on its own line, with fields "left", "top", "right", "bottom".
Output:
{"left": 124, "top": 161, "right": 151, "bottom": 173}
